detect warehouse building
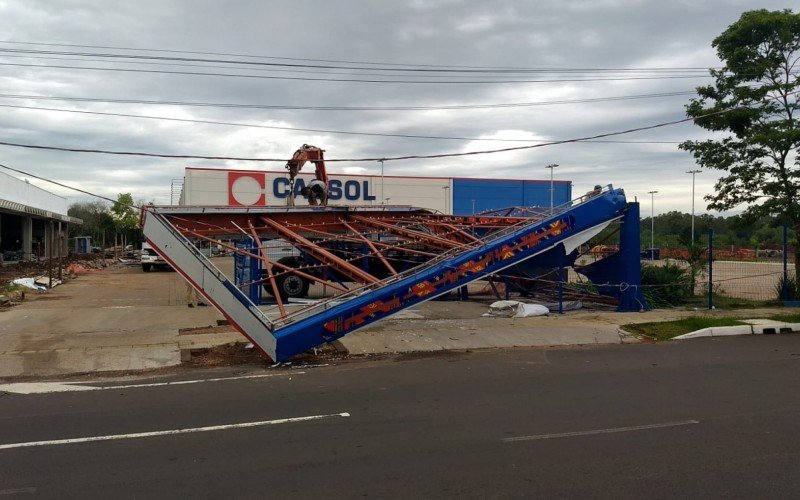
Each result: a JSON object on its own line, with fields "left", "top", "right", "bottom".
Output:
{"left": 0, "top": 171, "right": 80, "bottom": 261}
{"left": 178, "top": 167, "right": 572, "bottom": 214}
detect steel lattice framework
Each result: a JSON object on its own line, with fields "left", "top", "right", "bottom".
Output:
{"left": 141, "top": 187, "right": 641, "bottom": 361}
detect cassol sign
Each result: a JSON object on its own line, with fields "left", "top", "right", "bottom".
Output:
{"left": 228, "top": 172, "right": 376, "bottom": 206}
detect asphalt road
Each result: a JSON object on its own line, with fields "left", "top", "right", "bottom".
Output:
{"left": 1, "top": 336, "right": 799, "bottom": 498}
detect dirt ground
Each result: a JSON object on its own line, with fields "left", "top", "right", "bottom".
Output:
{"left": 646, "top": 258, "right": 794, "bottom": 301}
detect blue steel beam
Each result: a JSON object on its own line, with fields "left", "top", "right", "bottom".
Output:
{"left": 271, "top": 188, "right": 628, "bottom": 361}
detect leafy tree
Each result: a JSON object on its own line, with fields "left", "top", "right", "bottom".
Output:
{"left": 111, "top": 193, "right": 137, "bottom": 231}
{"left": 680, "top": 9, "right": 800, "bottom": 274}
{"left": 111, "top": 193, "right": 142, "bottom": 248}
{"left": 67, "top": 201, "right": 115, "bottom": 244}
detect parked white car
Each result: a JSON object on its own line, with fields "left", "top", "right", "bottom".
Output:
{"left": 141, "top": 242, "right": 170, "bottom": 272}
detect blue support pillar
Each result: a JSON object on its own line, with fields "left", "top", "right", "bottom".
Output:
{"left": 234, "top": 238, "right": 262, "bottom": 305}
{"left": 617, "top": 202, "right": 647, "bottom": 311}
{"left": 557, "top": 245, "right": 564, "bottom": 314}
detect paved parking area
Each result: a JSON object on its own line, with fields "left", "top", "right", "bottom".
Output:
{"left": 0, "top": 266, "right": 221, "bottom": 377}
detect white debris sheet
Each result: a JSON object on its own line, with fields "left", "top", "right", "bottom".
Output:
{"left": 12, "top": 278, "right": 47, "bottom": 291}
{"left": 483, "top": 300, "right": 549, "bottom": 318}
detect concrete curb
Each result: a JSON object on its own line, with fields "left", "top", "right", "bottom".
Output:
{"left": 673, "top": 322, "right": 800, "bottom": 340}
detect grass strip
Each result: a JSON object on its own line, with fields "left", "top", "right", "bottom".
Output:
{"left": 621, "top": 317, "right": 746, "bottom": 341}
{"left": 767, "top": 313, "right": 800, "bottom": 323}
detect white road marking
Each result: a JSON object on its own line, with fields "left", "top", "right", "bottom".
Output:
{"left": 502, "top": 419, "right": 700, "bottom": 442}
{"left": 0, "top": 487, "right": 37, "bottom": 495}
{"left": 0, "top": 412, "right": 350, "bottom": 450}
{"left": 0, "top": 372, "right": 304, "bottom": 394}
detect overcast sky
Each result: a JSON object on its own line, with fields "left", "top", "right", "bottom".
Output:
{"left": 0, "top": 0, "right": 792, "bottom": 215}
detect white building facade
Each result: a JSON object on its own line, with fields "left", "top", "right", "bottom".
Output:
{"left": 179, "top": 167, "right": 572, "bottom": 216}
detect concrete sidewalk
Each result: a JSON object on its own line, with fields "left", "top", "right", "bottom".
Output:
{"left": 2, "top": 265, "right": 798, "bottom": 378}
{"left": 0, "top": 267, "right": 221, "bottom": 377}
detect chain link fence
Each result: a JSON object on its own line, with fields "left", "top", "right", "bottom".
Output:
{"left": 644, "top": 227, "right": 796, "bottom": 306}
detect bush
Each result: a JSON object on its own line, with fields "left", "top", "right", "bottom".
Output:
{"left": 641, "top": 263, "right": 692, "bottom": 308}
{"left": 775, "top": 275, "right": 799, "bottom": 301}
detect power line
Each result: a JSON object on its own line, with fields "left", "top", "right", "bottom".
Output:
{"left": 1, "top": 52, "right": 709, "bottom": 80}
{"left": 0, "top": 47, "right": 715, "bottom": 75}
{"left": 0, "top": 103, "right": 682, "bottom": 143}
{"left": 0, "top": 161, "right": 130, "bottom": 207}
{"left": 0, "top": 39, "right": 720, "bottom": 72}
{"left": 0, "top": 61, "right": 712, "bottom": 84}
{"left": 0, "top": 110, "right": 718, "bottom": 163}
{"left": 0, "top": 90, "right": 696, "bottom": 111}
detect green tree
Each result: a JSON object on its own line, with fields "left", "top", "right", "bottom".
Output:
{"left": 111, "top": 193, "right": 141, "bottom": 249}
{"left": 67, "top": 201, "right": 115, "bottom": 245}
{"left": 680, "top": 9, "right": 800, "bottom": 274}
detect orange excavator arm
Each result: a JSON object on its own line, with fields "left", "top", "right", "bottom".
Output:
{"left": 285, "top": 144, "right": 328, "bottom": 185}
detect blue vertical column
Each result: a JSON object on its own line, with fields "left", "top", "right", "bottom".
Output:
{"left": 557, "top": 246, "right": 564, "bottom": 314}
{"left": 234, "top": 238, "right": 262, "bottom": 305}
{"left": 617, "top": 202, "right": 647, "bottom": 311}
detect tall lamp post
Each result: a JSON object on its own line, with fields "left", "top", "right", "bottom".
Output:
{"left": 648, "top": 190, "right": 658, "bottom": 259}
{"left": 545, "top": 163, "right": 559, "bottom": 214}
{"left": 442, "top": 185, "right": 450, "bottom": 214}
{"left": 687, "top": 169, "right": 701, "bottom": 245}
{"left": 379, "top": 159, "right": 385, "bottom": 204}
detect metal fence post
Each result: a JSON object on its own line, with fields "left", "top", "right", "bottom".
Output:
{"left": 708, "top": 229, "right": 713, "bottom": 310}
{"left": 783, "top": 225, "right": 789, "bottom": 301}
{"left": 557, "top": 248, "right": 564, "bottom": 314}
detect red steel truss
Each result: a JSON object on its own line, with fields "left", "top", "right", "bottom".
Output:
{"left": 143, "top": 204, "right": 537, "bottom": 317}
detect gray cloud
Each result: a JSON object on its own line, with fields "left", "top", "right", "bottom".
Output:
{"left": 0, "top": 0, "right": 789, "bottom": 214}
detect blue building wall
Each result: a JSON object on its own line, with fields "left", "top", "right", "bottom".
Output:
{"left": 452, "top": 179, "right": 571, "bottom": 215}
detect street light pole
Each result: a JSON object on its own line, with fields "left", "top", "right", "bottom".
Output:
{"left": 380, "top": 160, "right": 385, "bottom": 204}
{"left": 545, "top": 163, "right": 559, "bottom": 214}
{"left": 687, "top": 170, "right": 701, "bottom": 245}
{"left": 648, "top": 190, "right": 658, "bottom": 259}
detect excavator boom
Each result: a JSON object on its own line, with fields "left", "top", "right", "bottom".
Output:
{"left": 285, "top": 144, "right": 328, "bottom": 184}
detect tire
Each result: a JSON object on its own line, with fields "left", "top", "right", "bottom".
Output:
{"left": 263, "top": 257, "right": 310, "bottom": 299}
{"left": 276, "top": 273, "right": 310, "bottom": 299}
{"left": 142, "top": 264, "right": 152, "bottom": 272}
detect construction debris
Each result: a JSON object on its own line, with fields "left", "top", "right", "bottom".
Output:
{"left": 12, "top": 278, "right": 46, "bottom": 291}
{"left": 483, "top": 300, "right": 550, "bottom": 318}
{"left": 34, "top": 276, "right": 62, "bottom": 288}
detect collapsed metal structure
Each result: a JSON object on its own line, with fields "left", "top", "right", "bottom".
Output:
{"left": 141, "top": 185, "right": 644, "bottom": 362}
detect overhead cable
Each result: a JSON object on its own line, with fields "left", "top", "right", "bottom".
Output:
{"left": 0, "top": 90, "right": 696, "bottom": 111}
{"left": 0, "top": 162, "right": 130, "bottom": 207}
{"left": 0, "top": 41, "right": 719, "bottom": 72}
{"left": 0, "top": 61, "right": 712, "bottom": 84}
{"left": 0, "top": 107, "right": 737, "bottom": 163}
{"left": 0, "top": 103, "right": 682, "bottom": 144}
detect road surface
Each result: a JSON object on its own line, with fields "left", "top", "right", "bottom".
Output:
{"left": 1, "top": 336, "right": 799, "bottom": 498}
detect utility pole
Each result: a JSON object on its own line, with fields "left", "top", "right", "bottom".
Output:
{"left": 380, "top": 160, "right": 385, "bottom": 204}
{"left": 648, "top": 190, "right": 658, "bottom": 260}
{"left": 442, "top": 185, "right": 450, "bottom": 214}
{"left": 687, "top": 170, "right": 701, "bottom": 245}
{"left": 545, "top": 164, "right": 559, "bottom": 214}
{"left": 472, "top": 199, "right": 476, "bottom": 214}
